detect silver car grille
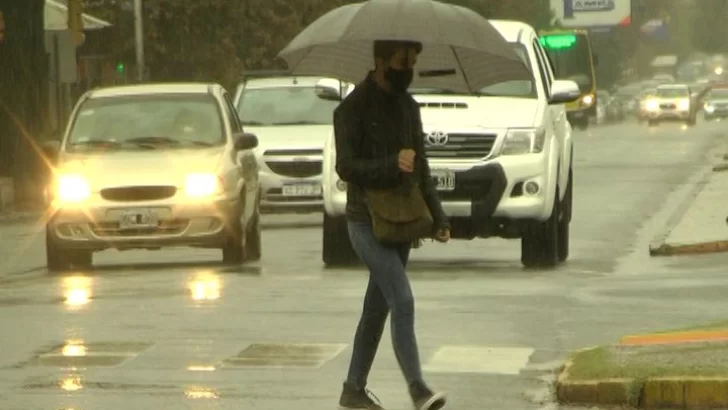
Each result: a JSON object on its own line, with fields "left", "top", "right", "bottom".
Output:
{"left": 263, "top": 149, "right": 323, "bottom": 178}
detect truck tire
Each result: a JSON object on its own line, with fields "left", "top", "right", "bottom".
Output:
{"left": 521, "top": 193, "right": 560, "bottom": 269}
{"left": 322, "top": 213, "right": 359, "bottom": 266}
{"left": 557, "top": 170, "right": 573, "bottom": 263}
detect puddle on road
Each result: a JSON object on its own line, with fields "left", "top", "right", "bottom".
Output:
{"left": 222, "top": 342, "right": 347, "bottom": 369}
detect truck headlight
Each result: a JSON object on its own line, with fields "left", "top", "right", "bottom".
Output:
{"left": 581, "top": 94, "right": 594, "bottom": 107}
{"left": 56, "top": 174, "right": 90, "bottom": 203}
{"left": 678, "top": 99, "right": 690, "bottom": 110}
{"left": 185, "top": 173, "right": 222, "bottom": 197}
{"left": 501, "top": 128, "right": 546, "bottom": 156}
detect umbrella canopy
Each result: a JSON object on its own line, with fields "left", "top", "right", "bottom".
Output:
{"left": 278, "top": 0, "right": 531, "bottom": 94}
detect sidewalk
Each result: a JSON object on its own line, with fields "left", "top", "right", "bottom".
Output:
{"left": 650, "top": 167, "right": 728, "bottom": 256}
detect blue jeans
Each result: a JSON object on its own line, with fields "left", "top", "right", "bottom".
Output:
{"left": 345, "top": 220, "right": 424, "bottom": 388}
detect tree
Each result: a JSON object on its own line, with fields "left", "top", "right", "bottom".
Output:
{"left": 444, "top": 0, "right": 553, "bottom": 30}
{"left": 0, "top": 0, "right": 47, "bottom": 202}
{"left": 691, "top": 0, "right": 728, "bottom": 54}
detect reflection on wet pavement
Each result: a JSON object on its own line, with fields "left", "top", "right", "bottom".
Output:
{"left": 1, "top": 123, "right": 728, "bottom": 409}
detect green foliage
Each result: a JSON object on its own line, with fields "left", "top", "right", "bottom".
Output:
{"left": 691, "top": 0, "right": 728, "bottom": 54}
{"left": 443, "top": 0, "right": 553, "bottom": 30}
{"left": 84, "top": 0, "right": 554, "bottom": 89}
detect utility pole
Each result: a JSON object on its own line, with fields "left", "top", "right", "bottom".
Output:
{"left": 133, "top": 0, "right": 144, "bottom": 82}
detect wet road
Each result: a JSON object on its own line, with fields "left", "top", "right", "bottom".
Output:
{"left": 2, "top": 120, "right": 728, "bottom": 410}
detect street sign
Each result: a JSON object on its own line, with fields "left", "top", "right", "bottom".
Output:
{"left": 552, "top": 0, "right": 631, "bottom": 27}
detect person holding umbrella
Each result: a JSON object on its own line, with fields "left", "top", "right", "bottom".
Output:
{"left": 276, "top": 2, "right": 534, "bottom": 409}
{"left": 333, "top": 39, "right": 450, "bottom": 410}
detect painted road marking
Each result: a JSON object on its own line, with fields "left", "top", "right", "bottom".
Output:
{"left": 25, "top": 341, "right": 153, "bottom": 368}
{"left": 423, "top": 345, "right": 535, "bottom": 375}
{"left": 221, "top": 343, "right": 348, "bottom": 369}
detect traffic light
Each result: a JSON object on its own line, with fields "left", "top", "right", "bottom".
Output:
{"left": 67, "top": 0, "right": 84, "bottom": 46}
{"left": 116, "top": 63, "right": 125, "bottom": 74}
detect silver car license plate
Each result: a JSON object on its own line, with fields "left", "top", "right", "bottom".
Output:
{"left": 119, "top": 209, "right": 158, "bottom": 230}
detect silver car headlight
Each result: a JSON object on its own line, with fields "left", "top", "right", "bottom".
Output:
{"left": 500, "top": 128, "right": 546, "bottom": 156}
{"left": 184, "top": 173, "right": 222, "bottom": 197}
{"left": 56, "top": 174, "right": 91, "bottom": 203}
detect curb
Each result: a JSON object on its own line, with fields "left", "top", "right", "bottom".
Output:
{"left": 556, "top": 354, "right": 728, "bottom": 408}
{"left": 648, "top": 164, "right": 714, "bottom": 256}
{"left": 650, "top": 240, "right": 728, "bottom": 256}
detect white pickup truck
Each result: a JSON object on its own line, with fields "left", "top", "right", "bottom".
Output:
{"left": 319, "top": 20, "right": 581, "bottom": 268}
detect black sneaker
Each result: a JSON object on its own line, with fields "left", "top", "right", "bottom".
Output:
{"left": 338, "top": 382, "right": 385, "bottom": 410}
{"left": 410, "top": 382, "right": 446, "bottom": 410}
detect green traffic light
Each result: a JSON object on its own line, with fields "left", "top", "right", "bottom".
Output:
{"left": 116, "top": 63, "right": 125, "bottom": 73}
{"left": 539, "top": 34, "right": 577, "bottom": 49}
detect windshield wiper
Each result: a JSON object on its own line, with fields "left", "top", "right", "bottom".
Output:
{"left": 68, "top": 140, "right": 123, "bottom": 149}
{"left": 185, "top": 140, "right": 214, "bottom": 147}
{"left": 270, "top": 121, "right": 323, "bottom": 126}
{"left": 125, "top": 136, "right": 181, "bottom": 145}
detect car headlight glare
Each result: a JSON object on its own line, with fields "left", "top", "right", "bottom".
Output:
{"left": 645, "top": 100, "right": 659, "bottom": 111}
{"left": 678, "top": 99, "right": 690, "bottom": 110}
{"left": 581, "top": 94, "right": 594, "bottom": 106}
{"left": 56, "top": 174, "right": 90, "bottom": 203}
{"left": 501, "top": 128, "right": 546, "bottom": 156}
{"left": 705, "top": 103, "right": 715, "bottom": 112}
{"left": 185, "top": 173, "right": 221, "bottom": 197}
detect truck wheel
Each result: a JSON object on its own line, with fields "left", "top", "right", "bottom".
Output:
{"left": 46, "top": 226, "right": 92, "bottom": 272}
{"left": 557, "top": 171, "right": 573, "bottom": 263}
{"left": 521, "top": 193, "right": 560, "bottom": 269}
{"left": 322, "top": 213, "right": 358, "bottom": 266}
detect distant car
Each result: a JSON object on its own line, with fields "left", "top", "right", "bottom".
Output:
{"left": 644, "top": 84, "right": 697, "bottom": 126}
{"left": 232, "top": 74, "right": 349, "bottom": 213}
{"left": 44, "top": 83, "right": 262, "bottom": 272}
{"left": 703, "top": 85, "right": 728, "bottom": 120}
{"left": 636, "top": 88, "right": 658, "bottom": 122}
{"left": 653, "top": 74, "right": 675, "bottom": 84}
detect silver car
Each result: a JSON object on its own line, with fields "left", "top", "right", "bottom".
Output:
{"left": 43, "top": 83, "right": 262, "bottom": 272}
{"left": 233, "top": 74, "right": 346, "bottom": 213}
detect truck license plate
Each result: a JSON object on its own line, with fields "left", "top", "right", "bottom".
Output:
{"left": 282, "top": 184, "right": 322, "bottom": 196}
{"left": 431, "top": 169, "right": 455, "bottom": 191}
{"left": 119, "top": 209, "right": 158, "bottom": 230}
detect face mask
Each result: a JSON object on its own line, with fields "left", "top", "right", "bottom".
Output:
{"left": 385, "top": 67, "right": 414, "bottom": 93}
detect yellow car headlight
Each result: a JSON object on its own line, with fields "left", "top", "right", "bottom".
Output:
{"left": 56, "top": 174, "right": 90, "bottom": 203}
{"left": 678, "top": 99, "right": 690, "bottom": 110}
{"left": 646, "top": 99, "right": 659, "bottom": 111}
{"left": 184, "top": 173, "right": 222, "bottom": 197}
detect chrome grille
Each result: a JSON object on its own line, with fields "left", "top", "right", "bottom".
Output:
{"left": 100, "top": 186, "right": 176, "bottom": 202}
{"left": 424, "top": 133, "right": 497, "bottom": 159}
{"left": 266, "top": 161, "right": 322, "bottom": 178}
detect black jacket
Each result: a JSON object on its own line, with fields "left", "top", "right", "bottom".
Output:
{"left": 333, "top": 74, "right": 449, "bottom": 232}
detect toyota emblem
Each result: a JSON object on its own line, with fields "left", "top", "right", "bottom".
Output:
{"left": 425, "top": 131, "right": 449, "bottom": 147}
